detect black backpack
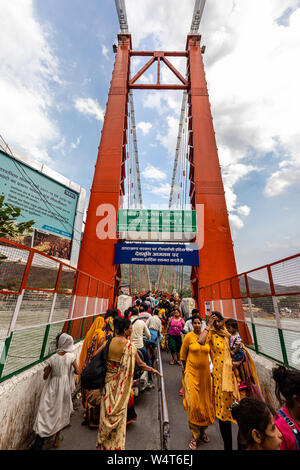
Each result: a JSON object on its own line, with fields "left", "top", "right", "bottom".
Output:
{"left": 80, "top": 335, "right": 113, "bottom": 390}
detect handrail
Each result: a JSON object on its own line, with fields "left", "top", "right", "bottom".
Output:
{"left": 157, "top": 344, "right": 170, "bottom": 450}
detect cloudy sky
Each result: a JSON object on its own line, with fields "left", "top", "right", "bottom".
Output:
{"left": 0, "top": 0, "right": 300, "bottom": 273}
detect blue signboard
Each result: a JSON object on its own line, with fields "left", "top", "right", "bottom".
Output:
{"left": 114, "top": 243, "right": 199, "bottom": 266}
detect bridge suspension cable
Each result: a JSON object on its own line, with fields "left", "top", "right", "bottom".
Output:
{"left": 115, "top": 0, "right": 151, "bottom": 295}
{"left": 158, "top": 0, "right": 207, "bottom": 295}
{"left": 114, "top": 0, "right": 129, "bottom": 34}
{"left": 190, "top": 0, "right": 206, "bottom": 34}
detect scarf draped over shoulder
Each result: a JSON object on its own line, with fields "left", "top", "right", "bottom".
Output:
{"left": 210, "top": 327, "right": 240, "bottom": 400}
{"left": 79, "top": 316, "right": 106, "bottom": 373}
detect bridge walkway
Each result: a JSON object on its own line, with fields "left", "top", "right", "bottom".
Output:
{"left": 46, "top": 350, "right": 237, "bottom": 451}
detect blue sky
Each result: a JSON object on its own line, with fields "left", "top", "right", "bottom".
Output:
{"left": 1, "top": 0, "right": 300, "bottom": 274}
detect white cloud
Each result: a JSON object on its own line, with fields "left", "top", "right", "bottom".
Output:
{"left": 74, "top": 97, "right": 104, "bottom": 122}
{"left": 156, "top": 115, "right": 179, "bottom": 157}
{"left": 53, "top": 137, "right": 66, "bottom": 155}
{"left": 71, "top": 136, "right": 82, "bottom": 151}
{"left": 229, "top": 213, "right": 244, "bottom": 231}
{"left": 142, "top": 164, "right": 166, "bottom": 181}
{"left": 0, "top": 0, "right": 61, "bottom": 162}
{"left": 146, "top": 183, "right": 171, "bottom": 199}
{"left": 237, "top": 205, "right": 251, "bottom": 218}
{"left": 101, "top": 44, "right": 109, "bottom": 58}
{"left": 126, "top": 0, "right": 300, "bottom": 234}
{"left": 136, "top": 121, "right": 153, "bottom": 135}
{"left": 201, "top": 2, "right": 300, "bottom": 199}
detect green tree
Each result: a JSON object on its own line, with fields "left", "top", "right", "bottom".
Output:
{"left": 0, "top": 195, "right": 35, "bottom": 238}
{"left": 0, "top": 195, "right": 35, "bottom": 261}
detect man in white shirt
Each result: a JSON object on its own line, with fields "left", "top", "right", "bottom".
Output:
{"left": 182, "top": 309, "right": 207, "bottom": 335}
{"left": 130, "top": 308, "right": 154, "bottom": 387}
{"left": 138, "top": 305, "right": 152, "bottom": 323}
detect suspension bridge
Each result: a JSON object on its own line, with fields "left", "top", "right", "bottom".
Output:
{"left": 0, "top": 0, "right": 299, "bottom": 452}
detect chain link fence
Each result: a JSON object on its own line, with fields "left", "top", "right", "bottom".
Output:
{"left": 0, "top": 238, "right": 113, "bottom": 382}
{"left": 199, "top": 253, "right": 300, "bottom": 370}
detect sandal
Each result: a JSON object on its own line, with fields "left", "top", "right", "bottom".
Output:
{"left": 169, "top": 360, "right": 176, "bottom": 365}
{"left": 200, "top": 433, "right": 210, "bottom": 443}
{"left": 147, "top": 383, "right": 155, "bottom": 390}
{"left": 189, "top": 438, "right": 198, "bottom": 450}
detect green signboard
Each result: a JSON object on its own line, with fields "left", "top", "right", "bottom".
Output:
{"left": 117, "top": 209, "right": 197, "bottom": 233}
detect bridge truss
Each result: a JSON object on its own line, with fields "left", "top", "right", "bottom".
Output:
{"left": 77, "top": 0, "right": 243, "bottom": 320}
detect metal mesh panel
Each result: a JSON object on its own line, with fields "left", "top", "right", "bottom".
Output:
{"left": 86, "top": 297, "right": 96, "bottom": 317}
{"left": 271, "top": 257, "right": 300, "bottom": 295}
{"left": 68, "top": 318, "right": 83, "bottom": 342}
{"left": 245, "top": 321, "right": 254, "bottom": 345}
{"left": 242, "top": 300, "right": 251, "bottom": 321}
{"left": 231, "top": 276, "right": 242, "bottom": 299}
{"left": 58, "top": 266, "right": 76, "bottom": 293}
{"left": 44, "top": 322, "right": 65, "bottom": 356}
{"left": 102, "top": 298, "right": 109, "bottom": 313}
{"left": 2, "top": 326, "right": 47, "bottom": 376}
{"left": 238, "top": 275, "right": 247, "bottom": 298}
{"left": 52, "top": 294, "right": 73, "bottom": 323}
{"left": 254, "top": 324, "right": 283, "bottom": 362}
{"left": 72, "top": 296, "right": 87, "bottom": 318}
{"left": 212, "top": 299, "right": 221, "bottom": 312}
{"left": 82, "top": 316, "right": 94, "bottom": 337}
{"left": 222, "top": 299, "right": 234, "bottom": 318}
{"left": 0, "top": 294, "right": 18, "bottom": 339}
{"left": 251, "top": 296, "right": 276, "bottom": 326}
{"left": 96, "top": 298, "right": 104, "bottom": 315}
{"left": 211, "top": 284, "right": 220, "bottom": 300}
{"left": 282, "top": 329, "right": 300, "bottom": 370}
{"left": 26, "top": 253, "right": 59, "bottom": 290}
{"left": 15, "top": 290, "right": 53, "bottom": 329}
{"left": 0, "top": 339, "right": 5, "bottom": 363}
{"left": 0, "top": 243, "right": 29, "bottom": 292}
{"left": 234, "top": 298, "right": 246, "bottom": 321}
{"left": 277, "top": 295, "right": 300, "bottom": 328}
{"left": 247, "top": 268, "right": 271, "bottom": 296}
{"left": 220, "top": 279, "right": 232, "bottom": 300}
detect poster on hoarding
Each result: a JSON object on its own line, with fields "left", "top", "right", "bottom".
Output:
{"left": 0, "top": 149, "right": 81, "bottom": 261}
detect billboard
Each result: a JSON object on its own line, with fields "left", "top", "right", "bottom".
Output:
{"left": 0, "top": 147, "right": 86, "bottom": 266}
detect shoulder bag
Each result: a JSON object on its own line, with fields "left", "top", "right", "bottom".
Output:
{"left": 81, "top": 335, "right": 113, "bottom": 390}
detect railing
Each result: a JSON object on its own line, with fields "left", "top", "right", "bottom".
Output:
{"left": 0, "top": 238, "right": 113, "bottom": 382}
{"left": 199, "top": 253, "right": 300, "bottom": 370}
{"left": 157, "top": 344, "right": 170, "bottom": 450}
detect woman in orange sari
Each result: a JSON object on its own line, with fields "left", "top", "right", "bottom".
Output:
{"left": 78, "top": 316, "right": 106, "bottom": 425}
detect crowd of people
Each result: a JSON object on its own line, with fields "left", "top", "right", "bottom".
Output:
{"left": 29, "top": 291, "right": 300, "bottom": 452}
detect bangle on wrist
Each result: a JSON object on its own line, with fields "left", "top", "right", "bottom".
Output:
{"left": 204, "top": 327, "right": 210, "bottom": 332}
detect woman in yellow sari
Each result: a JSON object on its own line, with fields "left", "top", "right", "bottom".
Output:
{"left": 199, "top": 311, "right": 261, "bottom": 450}
{"left": 180, "top": 315, "right": 215, "bottom": 450}
{"left": 95, "top": 318, "right": 162, "bottom": 450}
{"left": 158, "top": 308, "right": 168, "bottom": 350}
{"left": 78, "top": 316, "right": 106, "bottom": 425}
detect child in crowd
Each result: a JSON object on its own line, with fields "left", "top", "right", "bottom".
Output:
{"left": 225, "top": 319, "right": 246, "bottom": 386}
{"left": 272, "top": 364, "right": 300, "bottom": 450}
{"left": 30, "top": 333, "right": 79, "bottom": 450}
{"left": 231, "top": 397, "right": 282, "bottom": 450}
